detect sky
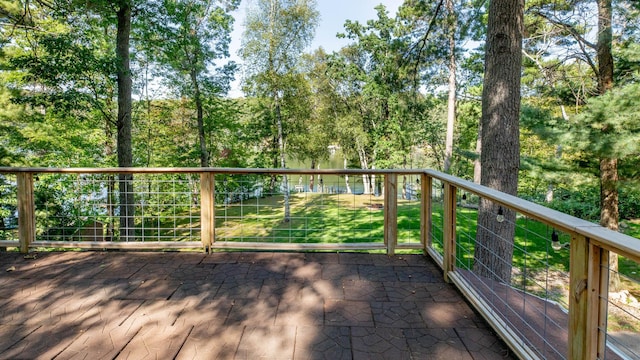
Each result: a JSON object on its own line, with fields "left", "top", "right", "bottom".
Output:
{"left": 227, "top": 0, "right": 405, "bottom": 97}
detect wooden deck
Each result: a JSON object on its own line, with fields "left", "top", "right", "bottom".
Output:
{"left": 0, "top": 251, "right": 514, "bottom": 359}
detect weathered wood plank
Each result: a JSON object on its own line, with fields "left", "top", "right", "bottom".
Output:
{"left": 420, "top": 173, "right": 432, "bottom": 254}
{"left": 384, "top": 174, "right": 398, "bottom": 255}
{"left": 569, "top": 234, "right": 599, "bottom": 360}
{"left": 16, "top": 173, "right": 35, "bottom": 254}
{"left": 591, "top": 245, "right": 609, "bottom": 358}
{"left": 30, "top": 241, "right": 203, "bottom": 249}
{"left": 200, "top": 172, "right": 215, "bottom": 253}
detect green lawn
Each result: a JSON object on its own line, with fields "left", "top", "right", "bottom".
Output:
{"left": 213, "top": 192, "right": 421, "bottom": 245}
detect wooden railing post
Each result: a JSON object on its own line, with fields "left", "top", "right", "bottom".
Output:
{"left": 384, "top": 173, "right": 397, "bottom": 255}
{"left": 200, "top": 172, "right": 215, "bottom": 253}
{"left": 17, "top": 172, "right": 35, "bottom": 254}
{"left": 568, "top": 234, "right": 607, "bottom": 359}
{"left": 420, "top": 173, "right": 431, "bottom": 254}
{"left": 587, "top": 243, "right": 609, "bottom": 359}
{"left": 443, "top": 183, "right": 456, "bottom": 282}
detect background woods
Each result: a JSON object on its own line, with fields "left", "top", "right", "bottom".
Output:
{"left": 0, "top": 0, "right": 639, "bottom": 236}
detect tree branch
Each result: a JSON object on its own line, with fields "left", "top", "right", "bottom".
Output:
{"left": 402, "top": 0, "right": 445, "bottom": 91}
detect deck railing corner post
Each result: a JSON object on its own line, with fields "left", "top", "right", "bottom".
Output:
{"left": 17, "top": 172, "right": 35, "bottom": 254}
{"left": 568, "top": 234, "right": 605, "bottom": 359}
{"left": 384, "top": 173, "right": 398, "bottom": 256}
{"left": 200, "top": 172, "right": 215, "bottom": 253}
{"left": 420, "top": 173, "right": 432, "bottom": 255}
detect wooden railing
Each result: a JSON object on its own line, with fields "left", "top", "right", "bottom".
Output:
{"left": 1, "top": 167, "right": 639, "bottom": 360}
{"left": 0, "top": 167, "right": 428, "bottom": 253}
{"left": 430, "top": 171, "right": 640, "bottom": 360}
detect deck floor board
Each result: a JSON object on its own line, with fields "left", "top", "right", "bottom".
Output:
{"left": 0, "top": 251, "right": 514, "bottom": 359}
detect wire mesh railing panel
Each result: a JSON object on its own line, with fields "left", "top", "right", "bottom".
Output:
{"left": 3, "top": 167, "right": 640, "bottom": 359}
{"left": 601, "top": 251, "right": 640, "bottom": 360}
{"left": 0, "top": 174, "right": 18, "bottom": 241}
{"left": 397, "top": 174, "right": 422, "bottom": 246}
{"left": 134, "top": 174, "right": 200, "bottom": 241}
{"left": 450, "top": 192, "right": 640, "bottom": 360}
{"left": 430, "top": 178, "right": 445, "bottom": 257}
{"left": 214, "top": 173, "right": 402, "bottom": 245}
{"left": 211, "top": 172, "right": 423, "bottom": 247}
{"left": 34, "top": 173, "right": 201, "bottom": 243}
{"left": 453, "top": 196, "right": 571, "bottom": 360}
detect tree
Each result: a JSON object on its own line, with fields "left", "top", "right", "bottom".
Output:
{"left": 474, "top": 0, "right": 524, "bottom": 282}
{"left": 294, "top": 49, "right": 334, "bottom": 166}
{"left": 140, "top": 0, "right": 239, "bottom": 167}
{"left": 114, "top": 0, "right": 135, "bottom": 240}
{"left": 240, "top": 0, "right": 319, "bottom": 221}
{"left": 443, "top": 0, "right": 456, "bottom": 173}
{"left": 522, "top": 0, "right": 640, "bottom": 289}
{"left": 595, "top": 0, "right": 622, "bottom": 290}
{"left": 324, "top": 4, "right": 435, "bottom": 195}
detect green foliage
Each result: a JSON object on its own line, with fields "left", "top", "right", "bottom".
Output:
{"left": 520, "top": 82, "right": 640, "bottom": 223}
{"left": 33, "top": 175, "right": 78, "bottom": 238}
{"left": 241, "top": 0, "right": 319, "bottom": 86}
{"left": 619, "top": 185, "right": 640, "bottom": 220}
{"left": 567, "top": 83, "right": 640, "bottom": 159}
{"left": 546, "top": 184, "right": 601, "bottom": 221}
{"left": 542, "top": 182, "right": 640, "bottom": 222}
{"left": 325, "top": 4, "right": 451, "bottom": 170}
{"left": 240, "top": 0, "right": 320, "bottom": 175}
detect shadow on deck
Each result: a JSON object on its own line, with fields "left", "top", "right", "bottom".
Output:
{"left": 0, "top": 251, "right": 515, "bottom": 359}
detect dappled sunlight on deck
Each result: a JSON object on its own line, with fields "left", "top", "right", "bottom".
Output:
{"left": 0, "top": 251, "right": 514, "bottom": 359}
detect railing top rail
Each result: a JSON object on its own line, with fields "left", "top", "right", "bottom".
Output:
{"left": 0, "top": 167, "right": 426, "bottom": 175}
{"left": 427, "top": 170, "right": 640, "bottom": 262}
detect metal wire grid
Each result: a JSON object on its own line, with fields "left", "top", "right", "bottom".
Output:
{"left": 0, "top": 174, "right": 18, "bottom": 241}
{"left": 35, "top": 173, "right": 200, "bottom": 242}
{"left": 454, "top": 198, "right": 569, "bottom": 359}
{"left": 600, "top": 254, "right": 640, "bottom": 360}
{"left": 450, "top": 193, "right": 640, "bottom": 360}
{"left": 134, "top": 174, "right": 200, "bottom": 241}
{"left": 397, "top": 174, "right": 422, "bottom": 246}
{"left": 429, "top": 179, "right": 445, "bottom": 255}
{"left": 214, "top": 173, "right": 422, "bottom": 246}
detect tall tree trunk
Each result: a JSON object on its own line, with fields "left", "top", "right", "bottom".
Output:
{"left": 310, "top": 159, "right": 315, "bottom": 192}
{"left": 357, "top": 144, "right": 371, "bottom": 195}
{"left": 145, "top": 63, "right": 153, "bottom": 167}
{"left": 344, "top": 157, "right": 351, "bottom": 194}
{"left": 443, "top": 0, "right": 456, "bottom": 173}
{"left": 546, "top": 105, "right": 568, "bottom": 202}
{"left": 191, "top": 68, "right": 209, "bottom": 167}
{"left": 275, "top": 98, "right": 290, "bottom": 222}
{"left": 474, "top": 122, "right": 481, "bottom": 184}
{"left": 116, "top": 2, "right": 135, "bottom": 241}
{"left": 105, "top": 116, "right": 115, "bottom": 241}
{"left": 474, "top": 0, "right": 523, "bottom": 283}
{"left": 596, "top": 0, "right": 620, "bottom": 291}
{"left": 269, "top": 136, "right": 278, "bottom": 192}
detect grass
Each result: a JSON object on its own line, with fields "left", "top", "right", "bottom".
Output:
{"left": 213, "top": 192, "right": 421, "bottom": 245}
